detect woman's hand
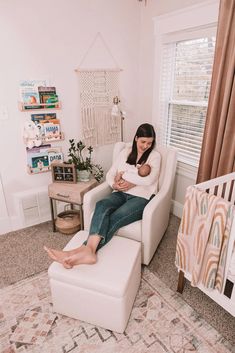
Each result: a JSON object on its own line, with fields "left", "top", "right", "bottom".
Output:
{"left": 112, "top": 180, "right": 136, "bottom": 192}
{"left": 114, "top": 171, "right": 124, "bottom": 183}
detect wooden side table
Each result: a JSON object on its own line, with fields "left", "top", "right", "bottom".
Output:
{"left": 48, "top": 179, "right": 98, "bottom": 232}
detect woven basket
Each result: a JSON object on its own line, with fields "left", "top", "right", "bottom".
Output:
{"left": 55, "top": 210, "right": 81, "bottom": 235}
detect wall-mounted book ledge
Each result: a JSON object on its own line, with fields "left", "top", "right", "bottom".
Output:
{"left": 18, "top": 101, "right": 62, "bottom": 111}
{"left": 23, "top": 132, "right": 65, "bottom": 145}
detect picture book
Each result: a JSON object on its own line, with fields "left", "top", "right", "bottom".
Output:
{"left": 26, "top": 144, "right": 55, "bottom": 174}
{"left": 38, "top": 86, "right": 57, "bottom": 104}
{"left": 48, "top": 151, "right": 64, "bottom": 165}
{"left": 31, "top": 155, "right": 49, "bottom": 170}
{"left": 41, "top": 119, "right": 60, "bottom": 125}
{"left": 31, "top": 113, "right": 57, "bottom": 124}
{"left": 26, "top": 144, "right": 51, "bottom": 154}
{"left": 19, "top": 79, "right": 48, "bottom": 108}
{"left": 30, "top": 115, "right": 60, "bottom": 141}
{"left": 25, "top": 143, "right": 65, "bottom": 175}
{"left": 44, "top": 123, "right": 61, "bottom": 141}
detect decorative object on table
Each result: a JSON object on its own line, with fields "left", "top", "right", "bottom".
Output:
{"left": 55, "top": 210, "right": 81, "bottom": 234}
{"left": 68, "top": 139, "right": 104, "bottom": 182}
{"left": 51, "top": 162, "right": 77, "bottom": 183}
{"left": 75, "top": 32, "right": 122, "bottom": 147}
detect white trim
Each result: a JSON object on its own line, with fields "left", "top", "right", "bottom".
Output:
{"left": 0, "top": 173, "right": 12, "bottom": 235}
{"left": 152, "top": 0, "right": 219, "bottom": 131}
{"left": 0, "top": 218, "right": 12, "bottom": 235}
{"left": 176, "top": 161, "right": 197, "bottom": 180}
{"left": 161, "top": 25, "right": 217, "bottom": 43}
{"left": 171, "top": 200, "right": 183, "bottom": 219}
{"left": 154, "top": 0, "right": 219, "bottom": 34}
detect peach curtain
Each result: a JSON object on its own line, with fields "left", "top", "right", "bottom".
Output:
{"left": 197, "top": 0, "right": 235, "bottom": 183}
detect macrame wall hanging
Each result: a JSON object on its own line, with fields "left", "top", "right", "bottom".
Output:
{"left": 76, "top": 33, "right": 122, "bottom": 147}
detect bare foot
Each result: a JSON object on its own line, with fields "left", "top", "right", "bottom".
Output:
{"left": 63, "top": 246, "right": 97, "bottom": 268}
{"left": 44, "top": 246, "right": 85, "bottom": 268}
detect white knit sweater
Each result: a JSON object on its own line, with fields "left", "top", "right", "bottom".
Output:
{"left": 106, "top": 147, "right": 161, "bottom": 200}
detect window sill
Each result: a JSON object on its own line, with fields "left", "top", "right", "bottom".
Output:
{"left": 176, "top": 161, "right": 197, "bottom": 181}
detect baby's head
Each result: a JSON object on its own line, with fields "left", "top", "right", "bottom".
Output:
{"left": 138, "top": 163, "right": 151, "bottom": 177}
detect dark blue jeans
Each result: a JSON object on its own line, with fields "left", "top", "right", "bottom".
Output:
{"left": 85, "top": 191, "right": 148, "bottom": 251}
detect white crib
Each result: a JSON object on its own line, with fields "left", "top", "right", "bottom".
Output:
{"left": 177, "top": 172, "right": 235, "bottom": 317}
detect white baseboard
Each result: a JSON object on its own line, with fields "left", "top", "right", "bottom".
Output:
{"left": 1, "top": 201, "right": 182, "bottom": 235}
{"left": 0, "top": 214, "right": 51, "bottom": 235}
{"left": 0, "top": 217, "right": 12, "bottom": 235}
{"left": 171, "top": 200, "right": 183, "bottom": 219}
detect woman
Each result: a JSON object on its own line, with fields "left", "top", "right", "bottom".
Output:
{"left": 44, "top": 123, "right": 161, "bottom": 268}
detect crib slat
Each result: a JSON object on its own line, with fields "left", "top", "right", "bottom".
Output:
{"left": 230, "top": 182, "right": 235, "bottom": 204}
{"left": 224, "top": 180, "right": 232, "bottom": 202}
{"left": 217, "top": 184, "right": 224, "bottom": 197}
{"left": 208, "top": 186, "right": 216, "bottom": 196}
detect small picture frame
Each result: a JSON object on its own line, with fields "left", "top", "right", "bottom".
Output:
{"left": 51, "top": 162, "right": 77, "bottom": 183}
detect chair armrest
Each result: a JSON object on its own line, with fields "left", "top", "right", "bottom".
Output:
{"left": 141, "top": 188, "right": 172, "bottom": 265}
{"left": 83, "top": 181, "right": 112, "bottom": 231}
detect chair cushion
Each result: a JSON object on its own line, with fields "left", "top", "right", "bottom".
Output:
{"left": 48, "top": 230, "right": 141, "bottom": 298}
{"left": 116, "top": 220, "right": 142, "bottom": 242}
{"left": 87, "top": 210, "right": 142, "bottom": 242}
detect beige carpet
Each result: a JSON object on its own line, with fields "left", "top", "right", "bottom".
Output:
{"left": 0, "top": 216, "right": 234, "bottom": 346}
{"left": 0, "top": 221, "right": 73, "bottom": 288}
{"left": 1, "top": 267, "right": 234, "bottom": 353}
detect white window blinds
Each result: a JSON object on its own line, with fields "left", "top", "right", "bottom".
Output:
{"left": 158, "top": 35, "right": 216, "bottom": 167}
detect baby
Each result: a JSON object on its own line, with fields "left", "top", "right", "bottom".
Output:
{"left": 137, "top": 163, "right": 151, "bottom": 177}
{"left": 115, "top": 163, "right": 151, "bottom": 185}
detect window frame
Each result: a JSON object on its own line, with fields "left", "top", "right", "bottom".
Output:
{"left": 152, "top": 0, "right": 219, "bottom": 175}
{"left": 161, "top": 33, "right": 216, "bottom": 166}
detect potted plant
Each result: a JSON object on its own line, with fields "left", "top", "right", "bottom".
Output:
{"left": 67, "top": 139, "right": 104, "bottom": 182}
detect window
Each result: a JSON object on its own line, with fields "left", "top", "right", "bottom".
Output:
{"left": 158, "top": 34, "right": 216, "bottom": 167}
{"left": 160, "top": 35, "right": 215, "bottom": 166}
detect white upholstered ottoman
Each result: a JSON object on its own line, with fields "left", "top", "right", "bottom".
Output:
{"left": 48, "top": 230, "right": 141, "bottom": 333}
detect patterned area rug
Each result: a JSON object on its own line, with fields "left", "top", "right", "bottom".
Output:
{"left": 1, "top": 268, "right": 234, "bottom": 353}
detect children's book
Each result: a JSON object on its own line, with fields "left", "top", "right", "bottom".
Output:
{"left": 44, "top": 123, "right": 61, "bottom": 141}
{"left": 38, "top": 86, "right": 58, "bottom": 107}
{"left": 19, "top": 79, "right": 48, "bottom": 108}
{"left": 27, "top": 145, "right": 64, "bottom": 174}
{"left": 27, "top": 144, "right": 51, "bottom": 173}
{"left": 48, "top": 151, "right": 64, "bottom": 165}
{"left": 31, "top": 113, "right": 57, "bottom": 124}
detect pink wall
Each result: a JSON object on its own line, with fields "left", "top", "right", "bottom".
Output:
{"left": 0, "top": 0, "right": 142, "bottom": 221}
{"left": 138, "top": 0, "right": 209, "bottom": 125}
{"left": 0, "top": 0, "right": 210, "bottom": 230}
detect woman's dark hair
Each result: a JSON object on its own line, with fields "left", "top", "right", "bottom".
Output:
{"left": 126, "top": 123, "right": 156, "bottom": 165}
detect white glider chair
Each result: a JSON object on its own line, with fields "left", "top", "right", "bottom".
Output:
{"left": 83, "top": 142, "right": 177, "bottom": 265}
